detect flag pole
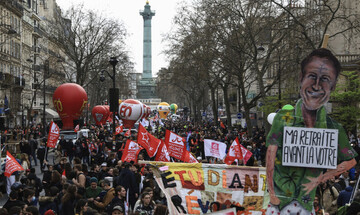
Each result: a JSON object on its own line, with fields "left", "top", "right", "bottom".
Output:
{"left": 0, "top": 133, "right": 2, "bottom": 174}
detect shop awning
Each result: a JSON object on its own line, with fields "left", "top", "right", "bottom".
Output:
{"left": 45, "top": 108, "right": 59, "bottom": 118}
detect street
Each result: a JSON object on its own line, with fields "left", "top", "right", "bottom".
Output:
{"left": 0, "top": 150, "right": 54, "bottom": 206}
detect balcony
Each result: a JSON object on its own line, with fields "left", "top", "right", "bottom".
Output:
{"left": 336, "top": 54, "right": 360, "bottom": 64}
{"left": 33, "top": 26, "right": 43, "bottom": 38}
{"left": 32, "top": 64, "right": 41, "bottom": 71}
{"left": 32, "top": 83, "right": 40, "bottom": 90}
{"left": 46, "top": 85, "right": 57, "bottom": 93}
{"left": 49, "top": 68, "right": 65, "bottom": 78}
{"left": 32, "top": 45, "right": 41, "bottom": 54}
{"left": 14, "top": 76, "right": 25, "bottom": 88}
{"left": 3, "top": 73, "right": 13, "bottom": 86}
{"left": 1, "top": 0, "right": 24, "bottom": 16}
{"left": 0, "top": 72, "right": 25, "bottom": 89}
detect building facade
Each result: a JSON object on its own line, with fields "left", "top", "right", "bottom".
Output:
{"left": 0, "top": 0, "right": 68, "bottom": 129}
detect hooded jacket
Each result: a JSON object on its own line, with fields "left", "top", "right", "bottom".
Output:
{"left": 337, "top": 186, "right": 353, "bottom": 207}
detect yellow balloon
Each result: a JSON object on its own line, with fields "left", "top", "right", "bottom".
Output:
{"left": 170, "top": 103, "right": 178, "bottom": 114}
{"left": 157, "top": 102, "right": 170, "bottom": 119}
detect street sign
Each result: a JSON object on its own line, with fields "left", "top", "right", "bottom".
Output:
{"left": 202, "top": 112, "right": 206, "bottom": 117}
{"left": 237, "top": 113, "right": 242, "bottom": 119}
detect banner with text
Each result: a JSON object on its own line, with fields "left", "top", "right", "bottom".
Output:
{"left": 282, "top": 127, "right": 338, "bottom": 169}
{"left": 150, "top": 162, "right": 267, "bottom": 215}
{"left": 47, "top": 121, "right": 60, "bottom": 148}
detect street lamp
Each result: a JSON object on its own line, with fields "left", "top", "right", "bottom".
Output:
{"left": 43, "top": 60, "right": 49, "bottom": 136}
{"left": 100, "top": 57, "right": 119, "bottom": 135}
{"left": 28, "top": 53, "right": 61, "bottom": 136}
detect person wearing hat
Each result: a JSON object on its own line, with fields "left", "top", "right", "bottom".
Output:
{"left": 85, "top": 177, "right": 102, "bottom": 210}
{"left": 98, "top": 162, "right": 108, "bottom": 181}
{"left": 112, "top": 205, "right": 124, "bottom": 215}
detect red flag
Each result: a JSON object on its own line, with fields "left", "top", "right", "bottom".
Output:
{"left": 121, "top": 139, "right": 143, "bottom": 163}
{"left": 155, "top": 140, "right": 170, "bottom": 162}
{"left": 220, "top": 121, "right": 226, "bottom": 129}
{"left": 137, "top": 124, "right": 161, "bottom": 157}
{"left": 124, "top": 129, "right": 131, "bottom": 137}
{"left": 240, "top": 144, "right": 253, "bottom": 165}
{"left": 224, "top": 137, "right": 243, "bottom": 165}
{"left": 164, "top": 130, "right": 186, "bottom": 160}
{"left": 47, "top": 121, "right": 60, "bottom": 148}
{"left": 62, "top": 170, "right": 66, "bottom": 177}
{"left": 74, "top": 124, "right": 80, "bottom": 132}
{"left": 4, "top": 151, "right": 24, "bottom": 177}
{"left": 115, "top": 125, "right": 123, "bottom": 135}
{"left": 182, "top": 150, "right": 198, "bottom": 163}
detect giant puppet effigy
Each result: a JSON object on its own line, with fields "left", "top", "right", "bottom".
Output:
{"left": 265, "top": 48, "right": 357, "bottom": 214}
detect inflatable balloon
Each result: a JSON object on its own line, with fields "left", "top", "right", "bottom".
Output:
{"left": 267, "top": 113, "right": 276, "bottom": 125}
{"left": 53, "top": 83, "right": 88, "bottom": 130}
{"left": 282, "top": 104, "right": 294, "bottom": 111}
{"left": 141, "top": 103, "right": 147, "bottom": 119}
{"left": 146, "top": 106, "right": 151, "bottom": 119}
{"left": 103, "top": 105, "right": 113, "bottom": 123}
{"left": 157, "top": 102, "right": 170, "bottom": 119}
{"left": 92, "top": 105, "right": 109, "bottom": 126}
{"left": 141, "top": 104, "right": 152, "bottom": 119}
{"left": 170, "top": 103, "right": 178, "bottom": 114}
{"left": 118, "top": 99, "right": 144, "bottom": 128}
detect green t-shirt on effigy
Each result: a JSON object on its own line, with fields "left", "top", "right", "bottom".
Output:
{"left": 266, "top": 99, "right": 357, "bottom": 212}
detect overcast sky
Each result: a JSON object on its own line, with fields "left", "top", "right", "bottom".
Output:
{"left": 56, "top": 0, "right": 188, "bottom": 77}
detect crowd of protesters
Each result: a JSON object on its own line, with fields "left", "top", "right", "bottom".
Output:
{"left": 0, "top": 118, "right": 359, "bottom": 215}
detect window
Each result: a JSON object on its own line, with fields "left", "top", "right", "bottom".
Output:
{"left": 10, "top": 15, "right": 13, "bottom": 29}
{"left": 32, "top": 0, "right": 37, "bottom": 13}
{"left": 10, "top": 40, "right": 13, "bottom": 56}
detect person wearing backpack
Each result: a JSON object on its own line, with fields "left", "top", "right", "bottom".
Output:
{"left": 317, "top": 180, "right": 339, "bottom": 215}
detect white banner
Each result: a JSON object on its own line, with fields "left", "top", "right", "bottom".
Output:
{"left": 204, "top": 139, "right": 227, "bottom": 159}
{"left": 282, "top": 127, "right": 338, "bottom": 169}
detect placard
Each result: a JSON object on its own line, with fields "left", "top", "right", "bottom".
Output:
{"left": 282, "top": 127, "right": 338, "bottom": 169}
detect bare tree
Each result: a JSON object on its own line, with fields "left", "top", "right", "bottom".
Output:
{"left": 165, "top": 0, "right": 360, "bottom": 134}
{"left": 48, "top": 4, "right": 134, "bottom": 119}
{"left": 50, "top": 4, "right": 131, "bottom": 85}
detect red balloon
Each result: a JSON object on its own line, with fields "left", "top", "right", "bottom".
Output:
{"left": 146, "top": 106, "right": 151, "bottom": 119}
{"left": 141, "top": 103, "right": 147, "bottom": 119}
{"left": 92, "top": 105, "right": 109, "bottom": 126}
{"left": 103, "top": 105, "right": 113, "bottom": 123}
{"left": 53, "top": 83, "right": 88, "bottom": 130}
